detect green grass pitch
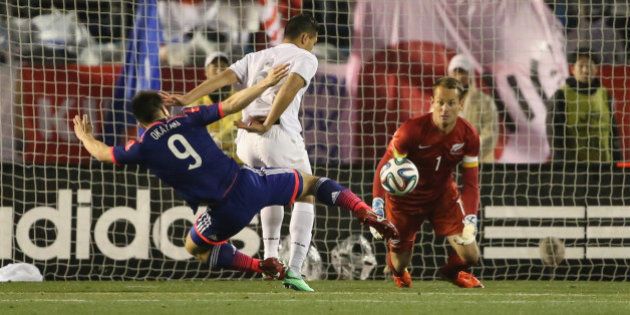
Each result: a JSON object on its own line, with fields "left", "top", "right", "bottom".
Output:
{"left": 1, "top": 280, "right": 629, "bottom": 314}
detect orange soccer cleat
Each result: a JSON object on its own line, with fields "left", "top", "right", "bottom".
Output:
{"left": 259, "top": 257, "right": 286, "bottom": 280}
{"left": 392, "top": 270, "right": 412, "bottom": 288}
{"left": 451, "top": 271, "right": 484, "bottom": 288}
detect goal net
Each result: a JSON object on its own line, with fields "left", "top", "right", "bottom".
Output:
{"left": 1, "top": 0, "right": 629, "bottom": 281}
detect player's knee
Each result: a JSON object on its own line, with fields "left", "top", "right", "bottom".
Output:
{"left": 297, "top": 172, "right": 318, "bottom": 198}
{"left": 184, "top": 235, "right": 197, "bottom": 255}
{"left": 185, "top": 234, "right": 208, "bottom": 262}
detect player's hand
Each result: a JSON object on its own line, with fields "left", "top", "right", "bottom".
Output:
{"left": 73, "top": 114, "right": 93, "bottom": 141}
{"left": 158, "top": 91, "right": 186, "bottom": 107}
{"left": 454, "top": 214, "right": 478, "bottom": 245}
{"left": 369, "top": 197, "right": 385, "bottom": 240}
{"left": 234, "top": 119, "right": 272, "bottom": 135}
{"left": 260, "top": 64, "right": 290, "bottom": 87}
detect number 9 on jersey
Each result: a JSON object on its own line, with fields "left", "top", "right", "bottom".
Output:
{"left": 380, "top": 158, "right": 419, "bottom": 196}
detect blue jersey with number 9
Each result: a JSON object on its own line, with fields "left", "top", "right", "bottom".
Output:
{"left": 112, "top": 103, "right": 239, "bottom": 209}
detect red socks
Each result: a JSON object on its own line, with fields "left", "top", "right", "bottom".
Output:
{"left": 232, "top": 251, "right": 262, "bottom": 273}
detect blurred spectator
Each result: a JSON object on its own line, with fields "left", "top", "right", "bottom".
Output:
{"left": 448, "top": 54, "right": 498, "bottom": 163}
{"left": 189, "top": 52, "right": 241, "bottom": 162}
{"left": 158, "top": 0, "right": 260, "bottom": 66}
{"left": 302, "top": 0, "right": 351, "bottom": 62}
{"left": 610, "top": 0, "right": 630, "bottom": 62}
{"left": 561, "top": 1, "right": 627, "bottom": 64}
{"left": 547, "top": 49, "right": 621, "bottom": 163}
{"left": 8, "top": 9, "right": 94, "bottom": 65}
{"left": 3, "top": 1, "right": 130, "bottom": 65}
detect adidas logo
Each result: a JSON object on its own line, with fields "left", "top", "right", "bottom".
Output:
{"left": 331, "top": 191, "right": 340, "bottom": 203}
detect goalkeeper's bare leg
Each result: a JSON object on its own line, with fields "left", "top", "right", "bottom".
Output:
{"left": 441, "top": 236, "right": 483, "bottom": 288}
{"left": 387, "top": 250, "right": 413, "bottom": 288}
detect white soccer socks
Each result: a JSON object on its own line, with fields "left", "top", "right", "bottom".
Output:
{"left": 260, "top": 205, "right": 284, "bottom": 259}
{"left": 288, "top": 202, "right": 315, "bottom": 274}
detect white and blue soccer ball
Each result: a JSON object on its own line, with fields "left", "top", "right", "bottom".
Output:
{"left": 379, "top": 158, "right": 419, "bottom": 196}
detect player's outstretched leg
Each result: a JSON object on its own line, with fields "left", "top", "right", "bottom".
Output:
{"left": 185, "top": 230, "right": 286, "bottom": 279}
{"left": 441, "top": 240, "right": 483, "bottom": 288}
{"left": 298, "top": 174, "right": 399, "bottom": 240}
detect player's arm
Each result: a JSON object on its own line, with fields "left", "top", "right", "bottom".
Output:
{"left": 73, "top": 114, "right": 113, "bottom": 163}
{"left": 369, "top": 149, "right": 391, "bottom": 240}
{"left": 183, "top": 69, "right": 239, "bottom": 105}
{"left": 455, "top": 131, "right": 481, "bottom": 245}
{"left": 239, "top": 54, "right": 318, "bottom": 134}
{"left": 222, "top": 64, "right": 289, "bottom": 116}
{"left": 370, "top": 123, "right": 415, "bottom": 239}
{"left": 237, "top": 73, "right": 305, "bottom": 134}
{"left": 159, "top": 70, "right": 239, "bottom": 107}
{"left": 460, "top": 157, "right": 480, "bottom": 216}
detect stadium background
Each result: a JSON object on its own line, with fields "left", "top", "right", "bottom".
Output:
{"left": 1, "top": 0, "right": 630, "bottom": 281}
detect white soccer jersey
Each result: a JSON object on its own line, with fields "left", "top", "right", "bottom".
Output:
{"left": 229, "top": 43, "right": 318, "bottom": 138}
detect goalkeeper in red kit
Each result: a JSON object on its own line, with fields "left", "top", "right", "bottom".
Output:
{"left": 371, "top": 77, "right": 483, "bottom": 288}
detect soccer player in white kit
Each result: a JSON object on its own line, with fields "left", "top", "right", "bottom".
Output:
{"left": 163, "top": 14, "right": 320, "bottom": 292}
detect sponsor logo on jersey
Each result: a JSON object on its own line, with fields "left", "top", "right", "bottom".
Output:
{"left": 450, "top": 143, "right": 464, "bottom": 155}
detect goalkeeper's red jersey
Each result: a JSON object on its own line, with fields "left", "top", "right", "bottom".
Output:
{"left": 373, "top": 113, "right": 480, "bottom": 214}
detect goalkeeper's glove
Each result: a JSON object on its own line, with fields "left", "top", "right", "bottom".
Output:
{"left": 454, "top": 214, "right": 478, "bottom": 245}
{"left": 369, "top": 197, "right": 385, "bottom": 240}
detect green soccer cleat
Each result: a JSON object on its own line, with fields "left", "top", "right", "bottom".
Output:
{"left": 282, "top": 269, "right": 315, "bottom": 292}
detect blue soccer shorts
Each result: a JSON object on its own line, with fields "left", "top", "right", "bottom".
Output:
{"left": 190, "top": 166, "right": 303, "bottom": 248}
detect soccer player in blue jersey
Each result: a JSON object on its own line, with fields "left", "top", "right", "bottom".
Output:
{"left": 73, "top": 65, "right": 398, "bottom": 280}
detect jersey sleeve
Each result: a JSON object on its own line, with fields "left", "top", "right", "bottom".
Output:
{"left": 461, "top": 127, "right": 480, "bottom": 216}
{"left": 111, "top": 140, "right": 142, "bottom": 166}
{"left": 183, "top": 103, "right": 225, "bottom": 126}
{"left": 290, "top": 53, "right": 318, "bottom": 85}
{"left": 463, "top": 127, "right": 481, "bottom": 168}
{"left": 229, "top": 54, "right": 250, "bottom": 83}
{"left": 390, "top": 121, "right": 417, "bottom": 158}
{"left": 373, "top": 148, "right": 393, "bottom": 200}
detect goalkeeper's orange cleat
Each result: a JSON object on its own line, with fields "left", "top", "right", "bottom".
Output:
{"left": 355, "top": 209, "right": 399, "bottom": 240}
{"left": 392, "top": 270, "right": 412, "bottom": 288}
{"left": 451, "top": 271, "right": 484, "bottom": 288}
{"left": 259, "top": 257, "right": 286, "bottom": 280}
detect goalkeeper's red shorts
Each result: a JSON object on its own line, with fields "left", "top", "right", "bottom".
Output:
{"left": 385, "top": 189, "right": 465, "bottom": 252}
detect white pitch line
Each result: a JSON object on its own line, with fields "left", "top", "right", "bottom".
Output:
{"left": 0, "top": 292, "right": 618, "bottom": 298}
{"left": 0, "top": 299, "right": 628, "bottom": 305}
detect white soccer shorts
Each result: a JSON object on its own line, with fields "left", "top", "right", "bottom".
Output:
{"left": 236, "top": 126, "right": 312, "bottom": 174}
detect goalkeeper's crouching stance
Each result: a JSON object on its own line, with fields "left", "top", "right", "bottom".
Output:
{"left": 370, "top": 77, "right": 484, "bottom": 289}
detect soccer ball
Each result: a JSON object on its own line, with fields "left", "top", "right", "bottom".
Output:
{"left": 379, "top": 158, "right": 419, "bottom": 196}
{"left": 539, "top": 237, "right": 565, "bottom": 266}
